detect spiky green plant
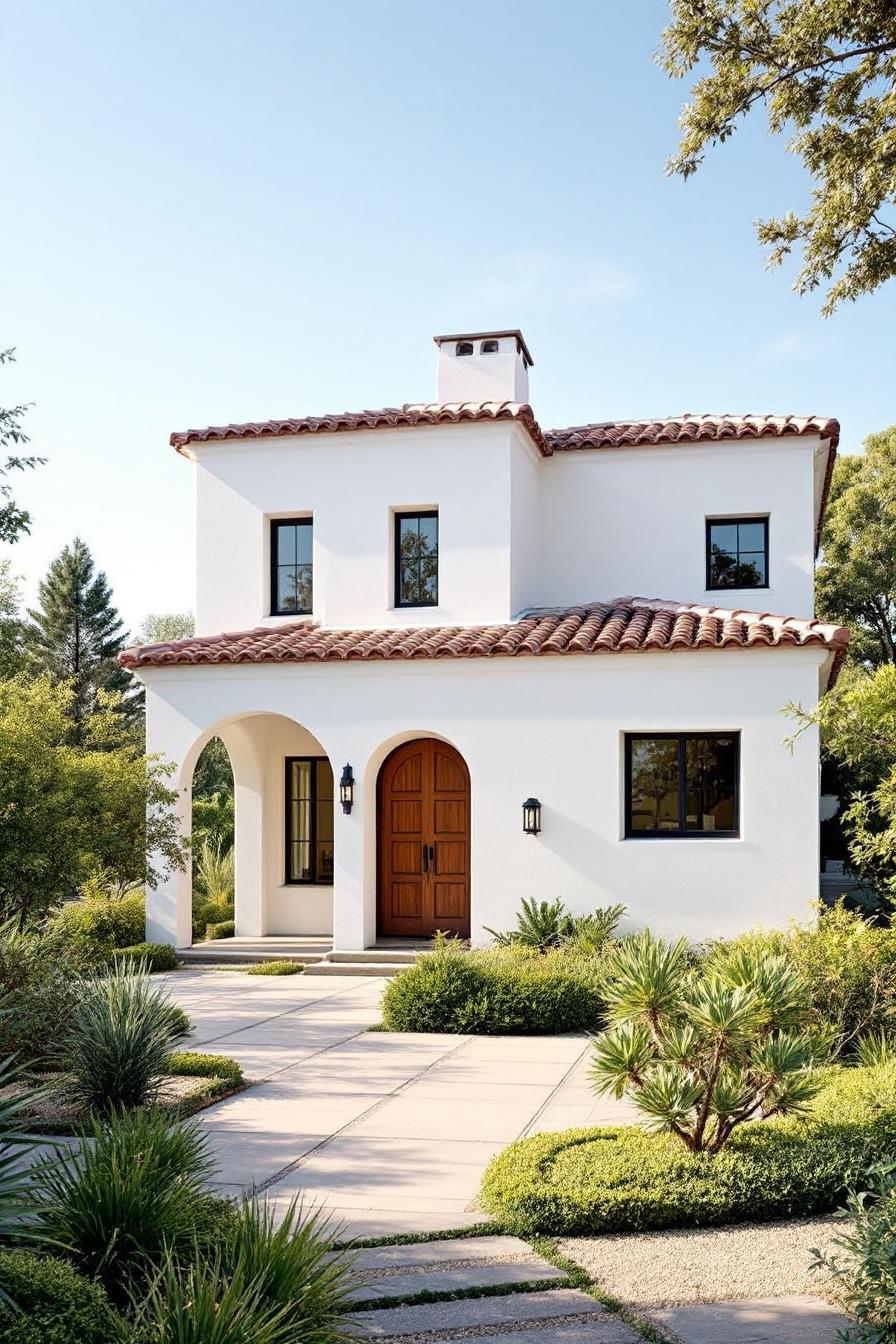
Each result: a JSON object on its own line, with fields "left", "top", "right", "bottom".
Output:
{"left": 194, "top": 839, "right": 235, "bottom": 906}
{"left": 856, "top": 1030, "right": 896, "bottom": 1068}
{"left": 485, "top": 897, "right": 572, "bottom": 951}
{"left": 214, "top": 1196, "right": 355, "bottom": 1342}
{"left": 565, "top": 903, "right": 627, "bottom": 954}
{"left": 38, "top": 1108, "right": 216, "bottom": 1304}
{"left": 128, "top": 1248, "right": 296, "bottom": 1344}
{"left": 58, "top": 958, "right": 187, "bottom": 1113}
{"left": 589, "top": 931, "right": 824, "bottom": 1152}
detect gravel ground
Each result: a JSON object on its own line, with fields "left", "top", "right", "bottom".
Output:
{"left": 560, "top": 1217, "right": 846, "bottom": 1306}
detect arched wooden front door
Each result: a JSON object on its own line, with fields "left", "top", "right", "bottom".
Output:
{"left": 377, "top": 738, "right": 470, "bottom": 939}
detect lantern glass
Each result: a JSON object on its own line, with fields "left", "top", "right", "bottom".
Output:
{"left": 522, "top": 797, "right": 541, "bottom": 835}
{"left": 339, "top": 764, "right": 354, "bottom": 814}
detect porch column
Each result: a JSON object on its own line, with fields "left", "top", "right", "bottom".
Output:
{"left": 220, "top": 722, "right": 265, "bottom": 938}
{"left": 331, "top": 770, "right": 368, "bottom": 951}
{"left": 147, "top": 784, "right": 193, "bottom": 949}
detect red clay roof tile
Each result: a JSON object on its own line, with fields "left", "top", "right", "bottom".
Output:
{"left": 119, "top": 597, "right": 849, "bottom": 686}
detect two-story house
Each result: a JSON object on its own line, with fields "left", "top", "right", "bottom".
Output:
{"left": 122, "top": 329, "right": 848, "bottom": 952}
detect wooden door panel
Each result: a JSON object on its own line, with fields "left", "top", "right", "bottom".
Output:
{"left": 378, "top": 738, "right": 470, "bottom": 939}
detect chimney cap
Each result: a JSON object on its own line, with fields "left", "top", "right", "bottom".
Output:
{"left": 434, "top": 329, "right": 534, "bottom": 368}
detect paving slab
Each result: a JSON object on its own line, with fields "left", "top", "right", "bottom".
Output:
{"left": 348, "top": 1258, "right": 568, "bottom": 1301}
{"left": 421, "top": 1328, "right": 641, "bottom": 1344}
{"left": 348, "top": 1287, "right": 612, "bottom": 1336}
{"left": 652, "top": 1295, "right": 853, "bottom": 1343}
{"left": 347, "top": 1235, "right": 540, "bottom": 1271}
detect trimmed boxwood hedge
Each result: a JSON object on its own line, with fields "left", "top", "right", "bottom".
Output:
{"left": 480, "top": 1063, "right": 896, "bottom": 1235}
{"left": 167, "top": 1050, "right": 244, "bottom": 1087}
{"left": 0, "top": 1251, "right": 122, "bottom": 1344}
{"left": 205, "top": 920, "right": 235, "bottom": 941}
{"left": 381, "top": 944, "right": 604, "bottom": 1035}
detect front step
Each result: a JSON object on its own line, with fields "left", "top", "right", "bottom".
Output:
{"left": 304, "top": 960, "right": 410, "bottom": 977}
{"left": 329, "top": 950, "right": 422, "bottom": 965}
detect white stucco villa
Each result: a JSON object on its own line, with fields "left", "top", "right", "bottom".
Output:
{"left": 121, "top": 329, "right": 848, "bottom": 952}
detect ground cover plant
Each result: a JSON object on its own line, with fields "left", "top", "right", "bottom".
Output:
{"left": 812, "top": 1159, "right": 896, "bottom": 1342}
{"left": 247, "top": 960, "right": 304, "bottom": 975}
{"left": 381, "top": 934, "right": 606, "bottom": 1034}
{"left": 480, "top": 1061, "right": 896, "bottom": 1235}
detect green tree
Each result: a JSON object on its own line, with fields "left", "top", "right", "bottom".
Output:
{"left": 0, "top": 677, "right": 187, "bottom": 926}
{"left": 135, "top": 611, "right": 195, "bottom": 645}
{"left": 817, "top": 427, "right": 896, "bottom": 668}
{"left": 0, "top": 348, "right": 43, "bottom": 543}
{"left": 659, "top": 3, "right": 896, "bottom": 313}
{"left": 27, "top": 537, "right": 132, "bottom": 739}
{"left": 0, "top": 560, "right": 25, "bottom": 679}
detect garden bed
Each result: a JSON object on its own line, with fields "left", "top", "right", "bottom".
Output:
{"left": 0, "top": 1054, "right": 246, "bottom": 1135}
{"left": 480, "top": 1063, "right": 896, "bottom": 1236}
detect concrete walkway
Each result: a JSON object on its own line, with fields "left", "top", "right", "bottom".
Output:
{"left": 164, "top": 968, "right": 638, "bottom": 1239}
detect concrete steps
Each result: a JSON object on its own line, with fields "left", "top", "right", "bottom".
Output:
{"left": 345, "top": 1235, "right": 641, "bottom": 1340}
{"left": 178, "top": 941, "right": 424, "bottom": 976}
{"left": 305, "top": 950, "right": 423, "bottom": 977}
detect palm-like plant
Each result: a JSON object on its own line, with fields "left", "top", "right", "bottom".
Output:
{"left": 589, "top": 931, "right": 824, "bottom": 1152}
{"left": 486, "top": 898, "right": 625, "bottom": 954}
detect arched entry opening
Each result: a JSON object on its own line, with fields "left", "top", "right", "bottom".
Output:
{"left": 376, "top": 737, "right": 470, "bottom": 940}
{"left": 190, "top": 737, "right": 235, "bottom": 940}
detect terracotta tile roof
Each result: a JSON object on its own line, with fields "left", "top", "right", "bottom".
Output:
{"left": 170, "top": 402, "right": 547, "bottom": 454}
{"left": 120, "top": 597, "right": 849, "bottom": 685}
{"left": 545, "top": 413, "right": 839, "bottom": 454}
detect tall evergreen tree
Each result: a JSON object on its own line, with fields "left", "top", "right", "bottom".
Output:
{"left": 27, "top": 538, "right": 132, "bottom": 738}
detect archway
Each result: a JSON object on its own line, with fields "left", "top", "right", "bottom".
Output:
{"left": 376, "top": 737, "right": 470, "bottom": 939}
{"left": 191, "top": 737, "right": 235, "bottom": 941}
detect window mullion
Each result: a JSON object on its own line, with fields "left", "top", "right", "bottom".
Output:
{"left": 678, "top": 737, "right": 687, "bottom": 836}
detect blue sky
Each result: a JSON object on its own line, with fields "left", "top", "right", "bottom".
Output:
{"left": 2, "top": 0, "right": 893, "bottom": 632}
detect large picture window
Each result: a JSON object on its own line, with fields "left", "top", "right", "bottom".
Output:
{"left": 285, "top": 757, "right": 334, "bottom": 884}
{"left": 625, "top": 733, "right": 740, "bottom": 838}
{"left": 271, "top": 518, "right": 313, "bottom": 615}
{"left": 395, "top": 510, "right": 438, "bottom": 607}
{"left": 706, "top": 517, "right": 769, "bottom": 590}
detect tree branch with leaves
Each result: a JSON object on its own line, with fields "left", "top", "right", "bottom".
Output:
{"left": 658, "top": 1, "right": 896, "bottom": 313}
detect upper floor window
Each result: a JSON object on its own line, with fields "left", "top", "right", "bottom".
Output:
{"left": 625, "top": 733, "right": 740, "bottom": 838}
{"left": 395, "top": 510, "right": 438, "bottom": 607}
{"left": 706, "top": 517, "right": 768, "bottom": 590}
{"left": 271, "top": 518, "right": 312, "bottom": 615}
{"left": 285, "top": 757, "right": 334, "bottom": 884}
{"left": 480, "top": 339, "right": 499, "bottom": 353}
{"left": 455, "top": 341, "right": 474, "bottom": 356}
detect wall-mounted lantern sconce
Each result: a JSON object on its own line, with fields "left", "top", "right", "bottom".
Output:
{"left": 522, "top": 797, "right": 542, "bottom": 835}
{"left": 339, "top": 764, "right": 355, "bottom": 815}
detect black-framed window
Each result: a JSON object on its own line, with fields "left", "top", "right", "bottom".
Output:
{"left": 625, "top": 733, "right": 740, "bottom": 838}
{"left": 285, "top": 757, "right": 334, "bottom": 884}
{"left": 271, "top": 518, "right": 313, "bottom": 615}
{"left": 395, "top": 510, "right": 438, "bottom": 607}
{"left": 706, "top": 517, "right": 769, "bottom": 590}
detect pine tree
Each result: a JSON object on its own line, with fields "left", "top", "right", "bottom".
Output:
{"left": 27, "top": 537, "right": 132, "bottom": 738}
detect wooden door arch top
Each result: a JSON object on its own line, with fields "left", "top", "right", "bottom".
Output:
{"left": 377, "top": 738, "right": 470, "bottom": 939}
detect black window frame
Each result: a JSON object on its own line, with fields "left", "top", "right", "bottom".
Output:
{"left": 624, "top": 732, "right": 740, "bottom": 839}
{"left": 270, "top": 517, "right": 313, "bottom": 617}
{"left": 705, "top": 516, "right": 769, "bottom": 592}
{"left": 284, "top": 756, "right": 334, "bottom": 885}
{"left": 394, "top": 509, "right": 439, "bottom": 609}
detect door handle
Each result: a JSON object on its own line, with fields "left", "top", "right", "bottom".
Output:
{"left": 422, "top": 843, "right": 429, "bottom": 874}
{"left": 428, "top": 844, "right": 435, "bottom": 871}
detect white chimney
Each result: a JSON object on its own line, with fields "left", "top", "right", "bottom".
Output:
{"left": 434, "top": 329, "right": 533, "bottom": 404}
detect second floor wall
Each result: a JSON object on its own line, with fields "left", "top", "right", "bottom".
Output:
{"left": 191, "top": 419, "right": 825, "bottom": 634}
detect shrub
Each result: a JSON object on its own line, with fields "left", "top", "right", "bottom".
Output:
{"left": 812, "top": 1159, "right": 896, "bottom": 1341}
{"left": 192, "top": 896, "right": 234, "bottom": 941}
{"left": 129, "top": 1248, "right": 295, "bottom": 1344}
{"left": 112, "top": 941, "right": 178, "bottom": 973}
{"left": 195, "top": 839, "right": 235, "bottom": 905}
{"left": 0, "top": 922, "right": 79, "bottom": 1063}
{"left": 590, "top": 931, "right": 822, "bottom": 1151}
{"left": 480, "top": 1062, "right": 896, "bottom": 1236}
{"left": 38, "top": 1108, "right": 217, "bottom": 1303}
{"left": 205, "top": 919, "right": 235, "bottom": 941}
{"left": 710, "top": 902, "right": 896, "bottom": 1055}
{"left": 59, "top": 959, "right": 187, "bottom": 1112}
{"left": 167, "top": 1051, "right": 244, "bottom": 1088}
{"left": 0, "top": 1251, "right": 122, "bottom": 1344}
{"left": 50, "top": 887, "right": 146, "bottom": 970}
{"left": 247, "top": 960, "right": 304, "bottom": 976}
{"left": 381, "top": 939, "right": 604, "bottom": 1034}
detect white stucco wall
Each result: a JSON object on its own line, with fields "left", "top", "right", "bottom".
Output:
{"left": 142, "top": 646, "right": 824, "bottom": 950}
{"left": 187, "top": 425, "right": 821, "bottom": 637}
{"left": 538, "top": 436, "right": 818, "bottom": 618}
